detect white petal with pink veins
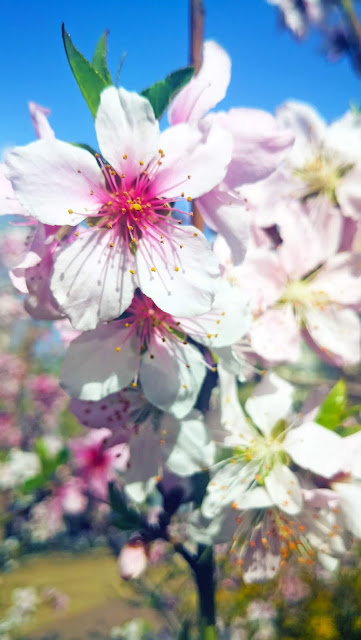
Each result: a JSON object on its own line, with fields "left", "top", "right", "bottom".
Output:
{"left": 250, "top": 306, "right": 301, "bottom": 363}
{"left": 284, "top": 422, "right": 343, "bottom": 478}
{"left": 304, "top": 306, "right": 361, "bottom": 366}
{"left": 245, "top": 372, "right": 294, "bottom": 437}
{"left": 95, "top": 87, "right": 160, "bottom": 185}
{"left": 60, "top": 324, "right": 138, "bottom": 401}
{"left": 152, "top": 122, "right": 232, "bottom": 200}
{"left": 51, "top": 230, "right": 135, "bottom": 330}
{"left": 4, "top": 140, "right": 105, "bottom": 226}
{"left": 168, "top": 41, "right": 231, "bottom": 125}
{"left": 135, "top": 224, "right": 219, "bottom": 317}
{"left": 0, "top": 164, "right": 27, "bottom": 216}
{"left": 139, "top": 332, "right": 206, "bottom": 419}
{"left": 264, "top": 464, "right": 302, "bottom": 515}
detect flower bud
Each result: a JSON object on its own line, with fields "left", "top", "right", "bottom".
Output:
{"left": 117, "top": 539, "right": 148, "bottom": 580}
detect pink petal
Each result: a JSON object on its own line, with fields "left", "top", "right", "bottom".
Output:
{"left": 60, "top": 323, "right": 138, "bottom": 401}
{"left": 28, "top": 102, "right": 55, "bottom": 140}
{"left": 4, "top": 140, "right": 105, "bottom": 226}
{"left": 309, "top": 252, "right": 361, "bottom": 308}
{"left": 234, "top": 249, "right": 287, "bottom": 313}
{"left": 196, "top": 187, "right": 249, "bottom": 264}
{"left": 168, "top": 41, "right": 231, "bottom": 125}
{"left": 0, "top": 164, "right": 27, "bottom": 215}
{"left": 210, "top": 108, "right": 294, "bottom": 189}
{"left": 135, "top": 224, "right": 219, "bottom": 317}
{"left": 304, "top": 306, "right": 361, "bottom": 366}
{"left": 336, "top": 166, "right": 361, "bottom": 221}
{"left": 139, "top": 333, "right": 206, "bottom": 418}
{"left": 51, "top": 230, "right": 135, "bottom": 330}
{"left": 95, "top": 87, "right": 160, "bottom": 185}
{"left": 275, "top": 100, "right": 326, "bottom": 166}
{"left": 250, "top": 306, "right": 301, "bottom": 363}
{"left": 151, "top": 122, "right": 232, "bottom": 200}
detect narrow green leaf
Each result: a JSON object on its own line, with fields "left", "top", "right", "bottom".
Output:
{"left": 316, "top": 379, "right": 347, "bottom": 430}
{"left": 20, "top": 474, "right": 46, "bottom": 494}
{"left": 142, "top": 66, "right": 194, "bottom": 119}
{"left": 92, "top": 30, "right": 112, "bottom": 84}
{"left": 108, "top": 482, "right": 142, "bottom": 531}
{"left": 178, "top": 621, "right": 191, "bottom": 640}
{"left": 62, "top": 24, "right": 110, "bottom": 118}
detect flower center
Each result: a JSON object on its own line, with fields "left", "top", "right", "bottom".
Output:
{"left": 294, "top": 154, "right": 353, "bottom": 202}
{"left": 281, "top": 279, "right": 329, "bottom": 311}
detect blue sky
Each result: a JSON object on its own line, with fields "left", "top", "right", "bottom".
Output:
{"left": 1, "top": 0, "right": 361, "bottom": 153}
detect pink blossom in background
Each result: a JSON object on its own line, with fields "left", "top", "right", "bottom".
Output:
{"left": 118, "top": 539, "right": 148, "bottom": 580}
{"left": 69, "top": 428, "right": 129, "bottom": 499}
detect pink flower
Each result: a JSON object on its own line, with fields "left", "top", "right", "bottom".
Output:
{"left": 227, "top": 209, "right": 361, "bottom": 366}
{"left": 5, "top": 87, "right": 232, "bottom": 330}
{"left": 60, "top": 283, "right": 249, "bottom": 418}
{"left": 70, "top": 428, "right": 129, "bottom": 499}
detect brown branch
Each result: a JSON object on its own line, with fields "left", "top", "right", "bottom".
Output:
{"left": 190, "top": 0, "right": 205, "bottom": 231}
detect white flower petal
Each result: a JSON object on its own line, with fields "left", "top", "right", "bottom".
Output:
{"left": 5, "top": 140, "right": 104, "bottom": 226}
{"left": 136, "top": 224, "right": 219, "bottom": 317}
{"left": 245, "top": 372, "right": 294, "bottom": 437}
{"left": 166, "top": 410, "right": 215, "bottom": 476}
{"left": 51, "top": 230, "right": 135, "bottom": 330}
{"left": 60, "top": 324, "right": 138, "bottom": 401}
{"left": 264, "top": 464, "right": 302, "bottom": 515}
{"left": 284, "top": 421, "right": 343, "bottom": 479}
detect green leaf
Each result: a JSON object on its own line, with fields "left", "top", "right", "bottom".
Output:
{"left": 20, "top": 473, "right": 46, "bottom": 494}
{"left": 108, "top": 482, "right": 142, "bottom": 531}
{"left": 316, "top": 379, "right": 347, "bottom": 430}
{"left": 141, "top": 66, "right": 194, "bottom": 119}
{"left": 62, "top": 24, "right": 110, "bottom": 117}
{"left": 91, "top": 30, "right": 112, "bottom": 84}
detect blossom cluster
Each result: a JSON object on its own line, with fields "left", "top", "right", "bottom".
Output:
{"left": 1, "top": 37, "right": 361, "bottom": 586}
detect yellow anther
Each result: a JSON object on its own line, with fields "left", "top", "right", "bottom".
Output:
{"left": 132, "top": 203, "right": 142, "bottom": 211}
{"left": 128, "top": 225, "right": 133, "bottom": 231}
{"left": 158, "top": 149, "right": 164, "bottom": 154}
{"left": 179, "top": 244, "right": 184, "bottom": 249}
{"left": 182, "top": 384, "right": 188, "bottom": 389}
{"left": 68, "top": 208, "right": 73, "bottom": 214}
{"left": 90, "top": 190, "right": 94, "bottom": 195}
{"left": 132, "top": 382, "right": 137, "bottom": 388}
{"left": 187, "top": 196, "right": 192, "bottom": 202}
{"left": 125, "top": 322, "right": 130, "bottom": 328}
{"left": 116, "top": 347, "right": 122, "bottom": 352}
{"left": 174, "top": 266, "right": 179, "bottom": 272}
{"left": 123, "top": 154, "right": 128, "bottom": 159}
{"left": 107, "top": 222, "right": 113, "bottom": 228}
{"left": 151, "top": 267, "right": 156, "bottom": 272}
{"left": 187, "top": 175, "right": 191, "bottom": 179}
{"left": 74, "top": 232, "right": 79, "bottom": 236}
{"left": 193, "top": 232, "right": 198, "bottom": 237}
{"left": 109, "top": 242, "right": 114, "bottom": 247}
{"left": 207, "top": 334, "right": 212, "bottom": 339}
{"left": 110, "top": 170, "right": 116, "bottom": 175}
{"left": 181, "top": 192, "right": 185, "bottom": 197}
{"left": 107, "top": 201, "right": 112, "bottom": 206}
{"left": 123, "top": 191, "right": 128, "bottom": 196}
{"left": 129, "top": 269, "right": 135, "bottom": 275}
{"left": 139, "top": 160, "right": 144, "bottom": 166}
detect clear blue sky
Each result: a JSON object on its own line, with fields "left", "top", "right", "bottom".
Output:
{"left": 1, "top": 0, "right": 361, "bottom": 154}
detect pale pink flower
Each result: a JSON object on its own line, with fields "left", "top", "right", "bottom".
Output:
{"left": 28, "top": 102, "right": 55, "bottom": 140}
{"left": 228, "top": 209, "right": 361, "bottom": 366}
{"left": 6, "top": 87, "right": 233, "bottom": 330}
{"left": 60, "top": 282, "right": 249, "bottom": 418}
